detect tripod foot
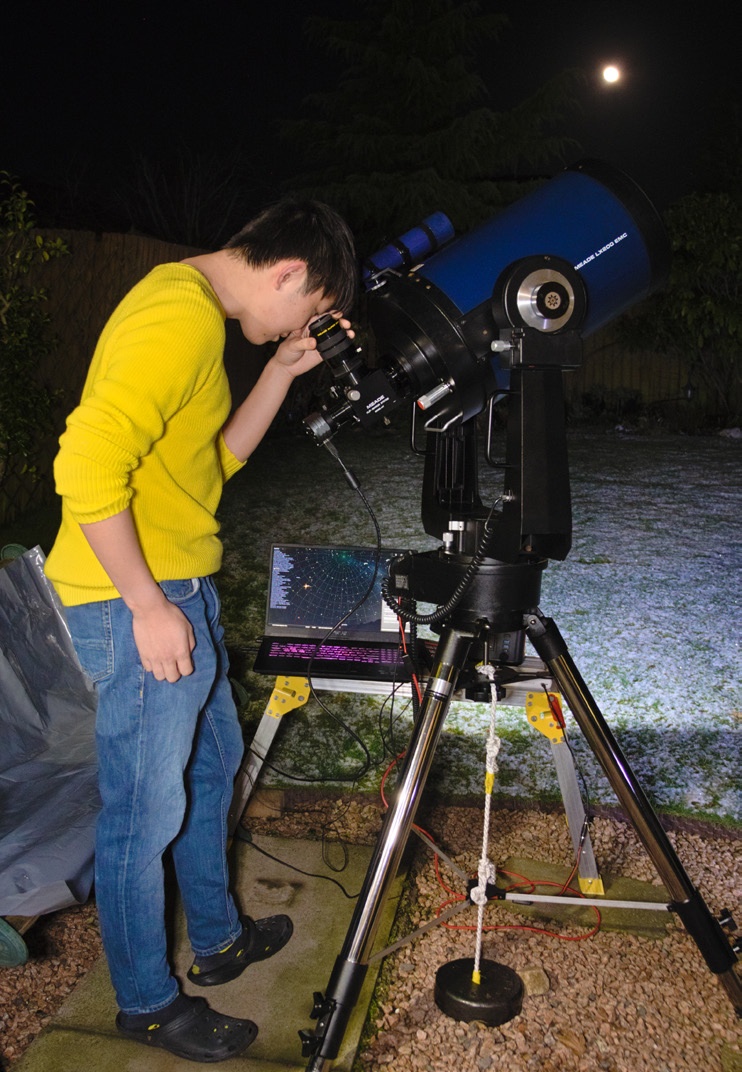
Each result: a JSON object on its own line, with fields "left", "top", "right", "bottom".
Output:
{"left": 434, "top": 958, "right": 523, "bottom": 1025}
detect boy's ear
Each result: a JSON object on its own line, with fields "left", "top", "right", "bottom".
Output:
{"left": 274, "top": 260, "right": 308, "bottom": 291}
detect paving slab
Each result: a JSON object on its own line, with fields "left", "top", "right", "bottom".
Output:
{"left": 498, "top": 855, "right": 671, "bottom": 938}
{"left": 15, "top": 834, "right": 403, "bottom": 1072}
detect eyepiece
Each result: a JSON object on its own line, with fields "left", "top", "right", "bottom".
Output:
{"left": 303, "top": 315, "right": 404, "bottom": 443}
{"left": 310, "top": 315, "right": 365, "bottom": 386}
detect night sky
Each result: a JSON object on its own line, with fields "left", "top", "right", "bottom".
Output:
{"left": 2, "top": 0, "right": 738, "bottom": 230}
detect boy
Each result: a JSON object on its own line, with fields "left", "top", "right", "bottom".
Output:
{"left": 45, "top": 199, "right": 356, "bottom": 1061}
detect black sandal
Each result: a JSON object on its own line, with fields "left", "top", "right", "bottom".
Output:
{"left": 188, "top": 913, "right": 293, "bottom": 987}
{"left": 116, "top": 995, "right": 257, "bottom": 1062}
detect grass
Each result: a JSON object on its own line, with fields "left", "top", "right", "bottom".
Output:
{"left": 4, "top": 419, "right": 740, "bottom": 826}
{"left": 220, "top": 422, "right": 742, "bottom": 825}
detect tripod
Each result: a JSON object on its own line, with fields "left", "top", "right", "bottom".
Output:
{"left": 299, "top": 363, "right": 742, "bottom": 1070}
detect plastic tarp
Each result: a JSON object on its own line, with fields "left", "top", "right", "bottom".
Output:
{"left": 0, "top": 547, "right": 99, "bottom": 917}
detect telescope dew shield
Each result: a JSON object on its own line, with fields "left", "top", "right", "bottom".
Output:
{"left": 416, "top": 159, "right": 670, "bottom": 337}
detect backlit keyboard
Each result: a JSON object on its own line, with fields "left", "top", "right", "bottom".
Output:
{"left": 266, "top": 640, "right": 401, "bottom": 665}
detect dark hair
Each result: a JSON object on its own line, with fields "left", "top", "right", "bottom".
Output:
{"left": 224, "top": 198, "right": 357, "bottom": 313}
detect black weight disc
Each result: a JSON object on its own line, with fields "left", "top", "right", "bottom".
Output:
{"left": 434, "top": 957, "right": 523, "bottom": 1025}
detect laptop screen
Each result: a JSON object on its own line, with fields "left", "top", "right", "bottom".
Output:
{"left": 264, "top": 544, "right": 407, "bottom": 642}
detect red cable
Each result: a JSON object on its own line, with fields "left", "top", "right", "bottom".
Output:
{"left": 397, "top": 611, "right": 422, "bottom": 704}
{"left": 378, "top": 702, "right": 602, "bottom": 945}
{"left": 435, "top": 867, "right": 602, "bottom": 940}
{"left": 545, "top": 690, "right": 566, "bottom": 730}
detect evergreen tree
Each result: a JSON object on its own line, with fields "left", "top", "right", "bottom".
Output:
{"left": 0, "top": 174, "right": 67, "bottom": 508}
{"left": 281, "top": 0, "right": 583, "bottom": 252}
{"left": 619, "top": 191, "right": 742, "bottom": 426}
{"left": 618, "top": 102, "right": 742, "bottom": 427}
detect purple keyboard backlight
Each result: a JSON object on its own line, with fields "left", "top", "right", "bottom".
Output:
{"left": 266, "top": 640, "right": 400, "bottom": 665}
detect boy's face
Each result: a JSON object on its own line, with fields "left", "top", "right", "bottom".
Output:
{"left": 240, "top": 262, "right": 336, "bottom": 346}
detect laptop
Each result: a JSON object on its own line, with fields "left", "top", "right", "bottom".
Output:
{"left": 252, "top": 544, "right": 412, "bottom": 684}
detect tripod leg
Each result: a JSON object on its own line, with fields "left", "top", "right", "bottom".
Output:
{"left": 525, "top": 610, "right": 742, "bottom": 1014}
{"left": 300, "top": 625, "right": 475, "bottom": 1071}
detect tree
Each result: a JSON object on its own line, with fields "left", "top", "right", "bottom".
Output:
{"left": 619, "top": 191, "right": 742, "bottom": 426}
{"left": 114, "top": 144, "right": 261, "bottom": 248}
{"left": 0, "top": 173, "right": 67, "bottom": 502}
{"left": 280, "top": 0, "right": 584, "bottom": 252}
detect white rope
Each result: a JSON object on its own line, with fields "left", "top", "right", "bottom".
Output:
{"left": 471, "top": 665, "right": 501, "bottom": 983}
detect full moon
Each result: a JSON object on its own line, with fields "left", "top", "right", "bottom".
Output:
{"left": 602, "top": 65, "right": 621, "bottom": 83}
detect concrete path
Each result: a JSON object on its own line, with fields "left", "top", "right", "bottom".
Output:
{"left": 15, "top": 834, "right": 401, "bottom": 1072}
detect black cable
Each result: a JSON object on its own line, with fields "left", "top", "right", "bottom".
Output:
{"left": 233, "top": 827, "right": 361, "bottom": 899}
{"left": 376, "top": 683, "right": 413, "bottom": 761}
{"left": 380, "top": 501, "right": 502, "bottom": 627}
{"left": 321, "top": 830, "right": 349, "bottom": 874}
{"left": 297, "top": 442, "right": 386, "bottom": 780}
{"left": 406, "top": 612, "right": 423, "bottom": 723}
{"left": 257, "top": 439, "right": 389, "bottom": 786}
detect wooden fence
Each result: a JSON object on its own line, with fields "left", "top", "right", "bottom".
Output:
{"left": 1, "top": 229, "right": 692, "bottom": 527}
{"left": 0, "top": 230, "right": 261, "bottom": 526}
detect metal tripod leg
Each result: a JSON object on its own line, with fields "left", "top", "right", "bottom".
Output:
{"left": 524, "top": 609, "right": 742, "bottom": 1014}
{"left": 300, "top": 625, "right": 475, "bottom": 1071}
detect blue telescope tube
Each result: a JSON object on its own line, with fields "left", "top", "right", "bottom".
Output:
{"left": 417, "top": 160, "right": 669, "bottom": 337}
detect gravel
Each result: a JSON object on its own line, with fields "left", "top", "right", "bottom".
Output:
{"left": 2, "top": 798, "right": 740, "bottom": 1072}
{"left": 0, "top": 902, "right": 101, "bottom": 1066}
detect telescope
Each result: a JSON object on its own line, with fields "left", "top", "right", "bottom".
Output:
{"left": 305, "top": 159, "right": 669, "bottom": 567}
{"left": 305, "top": 158, "right": 668, "bottom": 444}
{"left": 298, "top": 161, "right": 742, "bottom": 1071}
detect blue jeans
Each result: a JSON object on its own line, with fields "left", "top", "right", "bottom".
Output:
{"left": 65, "top": 576, "right": 245, "bottom": 1015}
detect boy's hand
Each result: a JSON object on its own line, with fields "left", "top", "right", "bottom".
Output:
{"left": 130, "top": 597, "right": 196, "bottom": 682}
{"left": 79, "top": 510, "right": 195, "bottom": 683}
{"left": 222, "top": 313, "right": 355, "bottom": 462}
{"left": 273, "top": 313, "right": 353, "bottom": 378}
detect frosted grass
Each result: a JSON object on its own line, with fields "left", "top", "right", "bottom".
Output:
{"left": 217, "top": 422, "right": 741, "bottom": 823}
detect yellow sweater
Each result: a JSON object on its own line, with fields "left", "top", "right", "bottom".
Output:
{"left": 46, "top": 263, "right": 245, "bottom": 606}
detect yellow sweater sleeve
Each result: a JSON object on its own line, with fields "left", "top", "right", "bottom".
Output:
{"left": 217, "top": 431, "right": 247, "bottom": 483}
{"left": 46, "top": 264, "right": 245, "bottom": 605}
{"left": 54, "top": 266, "right": 226, "bottom": 521}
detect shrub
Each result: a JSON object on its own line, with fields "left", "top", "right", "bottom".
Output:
{"left": 0, "top": 173, "right": 68, "bottom": 501}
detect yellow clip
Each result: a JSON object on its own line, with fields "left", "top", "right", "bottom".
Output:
{"left": 525, "top": 691, "right": 565, "bottom": 742}
{"left": 265, "top": 677, "right": 310, "bottom": 719}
